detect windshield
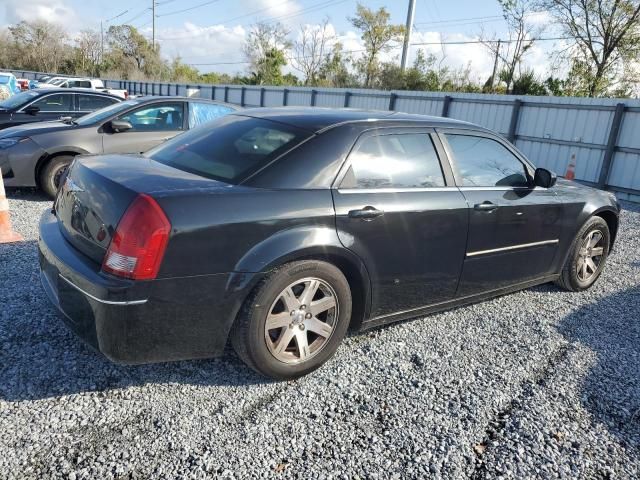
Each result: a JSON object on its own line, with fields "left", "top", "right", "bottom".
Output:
{"left": 0, "top": 90, "right": 40, "bottom": 109}
{"left": 0, "top": 75, "right": 10, "bottom": 84}
{"left": 50, "top": 79, "right": 66, "bottom": 85}
{"left": 74, "top": 100, "right": 138, "bottom": 126}
{"left": 146, "top": 115, "right": 311, "bottom": 183}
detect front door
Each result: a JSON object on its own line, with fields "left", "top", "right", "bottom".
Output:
{"left": 101, "top": 101, "right": 185, "bottom": 154}
{"left": 15, "top": 92, "right": 75, "bottom": 126}
{"left": 439, "top": 130, "right": 563, "bottom": 297}
{"left": 332, "top": 129, "right": 468, "bottom": 319}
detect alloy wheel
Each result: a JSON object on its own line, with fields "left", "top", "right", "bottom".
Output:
{"left": 264, "top": 277, "right": 339, "bottom": 364}
{"left": 576, "top": 229, "right": 605, "bottom": 282}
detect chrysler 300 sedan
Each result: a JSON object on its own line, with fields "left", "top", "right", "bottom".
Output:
{"left": 1, "top": 96, "right": 237, "bottom": 197}
{"left": 38, "top": 108, "right": 620, "bottom": 379}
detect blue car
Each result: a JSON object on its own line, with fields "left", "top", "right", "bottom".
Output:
{"left": 0, "top": 72, "right": 20, "bottom": 96}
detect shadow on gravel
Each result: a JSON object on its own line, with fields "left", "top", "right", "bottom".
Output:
{"left": 558, "top": 285, "right": 640, "bottom": 451}
{"left": 5, "top": 187, "right": 50, "bottom": 202}
{"left": 0, "top": 240, "right": 269, "bottom": 402}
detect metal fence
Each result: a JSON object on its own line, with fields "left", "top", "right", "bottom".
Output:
{"left": 8, "top": 69, "right": 640, "bottom": 201}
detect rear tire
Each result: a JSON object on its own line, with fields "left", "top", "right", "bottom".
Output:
{"left": 555, "top": 216, "right": 610, "bottom": 292}
{"left": 231, "top": 260, "right": 352, "bottom": 380}
{"left": 40, "top": 155, "right": 74, "bottom": 198}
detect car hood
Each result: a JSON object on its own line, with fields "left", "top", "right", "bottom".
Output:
{"left": 0, "top": 121, "right": 77, "bottom": 138}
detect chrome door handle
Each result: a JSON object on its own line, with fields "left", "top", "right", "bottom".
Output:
{"left": 474, "top": 202, "right": 499, "bottom": 211}
{"left": 348, "top": 206, "right": 384, "bottom": 220}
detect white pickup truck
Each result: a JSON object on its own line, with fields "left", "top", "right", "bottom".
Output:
{"left": 38, "top": 77, "right": 128, "bottom": 99}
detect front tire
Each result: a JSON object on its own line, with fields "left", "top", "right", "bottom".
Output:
{"left": 555, "top": 216, "right": 610, "bottom": 292}
{"left": 40, "top": 155, "right": 74, "bottom": 198}
{"left": 231, "top": 260, "right": 352, "bottom": 380}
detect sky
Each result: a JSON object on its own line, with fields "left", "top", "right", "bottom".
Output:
{"left": 1, "top": 0, "right": 561, "bottom": 81}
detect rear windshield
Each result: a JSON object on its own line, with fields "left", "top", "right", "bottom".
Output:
{"left": 146, "top": 115, "right": 311, "bottom": 183}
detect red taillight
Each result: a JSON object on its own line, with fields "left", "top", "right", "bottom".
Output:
{"left": 102, "top": 194, "right": 171, "bottom": 280}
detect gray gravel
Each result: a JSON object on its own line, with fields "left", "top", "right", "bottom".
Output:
{"left": 1, "top": 188, "right": 639, "bottom": 479}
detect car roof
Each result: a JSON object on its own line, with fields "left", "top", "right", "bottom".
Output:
{"left": 131, "top": 96, "right": 241, "bottom": 109}
{"left": 33, "top": 88, "right": 121, "bottom": 97}
{"left": 237, "top": 106, "right": 477, "bottom": 133}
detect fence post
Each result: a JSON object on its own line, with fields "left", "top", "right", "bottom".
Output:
{"left": 441, "top": 95, "right": 452, "bottom": 117}
{"left": 260, "top": 87, "right": 265, "bottom": 107}
{"left": 240, "top": 86, "right": 246, "bottom": 107}
{"left": 224, "top": 86, "right": 229, "bottom": 102}
{"left": 388, "top": 92, "right": 398, "bottom": 111}
{"left": 507, "top": 99, "right": 523, "bottom": 143}
{"left": 283, "top": 88, "right": 289, "bottom": 106}
{"left": 211, "top": 86, "right": 216, "bottom": 100}
{"left": 598, "top": 102, "right": 626, "bottom": 189}
{"left": 344, "top": 91, "right": 351, "bottom": 108}
{"left": 310, "top": 89, "right": 317, "bottom": 106}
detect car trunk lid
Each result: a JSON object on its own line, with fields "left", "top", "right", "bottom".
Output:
{"left": 55, "top": 154, "right": 234, "bottom": 264}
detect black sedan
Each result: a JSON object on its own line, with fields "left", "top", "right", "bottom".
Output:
{"left": 38, "top": 108, "right": 620, "bottom": 379}
{"left": 0, "top": 88, "right": 121, "bottom": 130}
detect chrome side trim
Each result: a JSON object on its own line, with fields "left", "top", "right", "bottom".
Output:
{"left": 466, "top": 239, "right": 559, "bottom": 257}
{"left": 58, "top": 274, "right": 148, "bottom": 306}
{"left": 338, "top": 187, "right": 458, "bottom": 194}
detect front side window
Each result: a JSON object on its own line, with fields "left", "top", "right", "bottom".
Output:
{"left": 117, "top": 102, "right": 184, "bottom": 131}
{"left": 188, "top": 102, "right": 235, "bottom": 128}
{"left": 78, "top": 94, "right": 118, "bottom": 111}
{"left": 147, "top": 115, "right": 310, "bottom": 183}
{"left": 30, "top": 94, "right": 73, "bottom": 112}
{"left": 341, "top": 133, "right": 445, "bottom": 189}
{"left": 445, "top": 134, "right": 529, "bottom": 187}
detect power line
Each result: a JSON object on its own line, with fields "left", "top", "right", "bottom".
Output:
{"left": 185, "top": 35, "right": 577, "bottom": 66}
{"left": 157, "top": 0, "right": 223, "bottom": 17}
{"left": 121, "top": 8, "right": 151, "bottom": 25}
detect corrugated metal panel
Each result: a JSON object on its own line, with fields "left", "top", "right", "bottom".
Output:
{"left": 448, "top": 100, "right": 512, "bottom": 134}
{"left": 243, "top": 88, "right": 261, "bottom": 107}
{"left": 286, "top": 90, "right": 311, "bottom": 106}
{"left": 617, "top": 111, "right": 640, "bottom": 149}
{"left": 608, "top": 151, "right": 640, "bottom": 189}
{"left": 263, "top": 90, "right": 284, "bottom": 107}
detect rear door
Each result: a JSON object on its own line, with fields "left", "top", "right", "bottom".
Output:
{"left": 76, "top": 93, "right": 119, "bottom": 117}
{"left": 332, "top": 128, "right": 469, "bottom": 319}
{"left": 439, "top": 129, "right": 563, "bottom": 296}
{"left": 101, "top": 101, "right": 186, "bottom": 154}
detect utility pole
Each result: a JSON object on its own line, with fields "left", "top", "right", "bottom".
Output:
{"left": 152, "top": 0, "right": 156, "bottom": 51}
{"left": 490, "top": 39, "right": 501, "bottom": 92}
{"left": 400, "top": 0, "right": 417, "bottom": 72}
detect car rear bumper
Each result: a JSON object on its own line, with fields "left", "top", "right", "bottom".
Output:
{"left": 38, "top": 209, "right": 246, "bottom": 364}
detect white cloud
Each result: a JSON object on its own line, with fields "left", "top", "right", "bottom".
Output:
{"left": 2, "top": 0, "right": 77, "bottom": 26}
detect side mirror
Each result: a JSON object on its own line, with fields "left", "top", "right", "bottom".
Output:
{"left": 108, "top": 119, "right": 133, "bottom": 133}
{"left": 24, "top": 105, "right": 40, "bottom": 116}
{"left": 534, "top": 168, "right": 557, "bottom": 188}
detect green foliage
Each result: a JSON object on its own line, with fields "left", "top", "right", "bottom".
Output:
{"left": 349, "top": 4, "right": 405, "bottom": 87}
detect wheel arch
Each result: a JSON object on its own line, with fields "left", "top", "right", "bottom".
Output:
{"left": 232, "top": 227, "right": 372, "bottom": 332}
{"left": 592, "top": 207, "right": 619, "bottom": 251}
{"left": 35, "top": 149, "right": 88, "bottom": 187}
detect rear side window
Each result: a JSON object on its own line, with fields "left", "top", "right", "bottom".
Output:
{"left": 445, "top": 134, "right": 529, "bottom": 187}
{"left": 341, "top": 133, "right": 445, "bottom": 189}
{"left": 78, "top": 94, "right": 118, "bottom": 111}
{"left": 30, "top": 93, "right": 73, "bottom": 112}
{"left": 147, "top": 115, "right": 311, "bottom": 183}
{"left": 188, "top": 102, "right": 235, "bottom": 128}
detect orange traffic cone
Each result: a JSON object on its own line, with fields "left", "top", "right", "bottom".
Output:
{"left": 565, "top": 153, "right": 576, "bottom": 180}
{"left": 0, "top": 177, "right": 23, "bottom": 243}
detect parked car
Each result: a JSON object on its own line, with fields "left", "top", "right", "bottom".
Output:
{"left": 0, "top": 96, "right": 238, "bottom": 196}
{"left": 38, "top": 108, "right": 620, "bottom": 379}
{"left": 16, "top": 78, "right": 30, "bottom": 91}
{"left": 0, "top": 88, "right": 121, "bottom": 131}
{"left": 0, "top": 72, "right": 20, "bottom": 97}
{"left": 40, "top": 77, "right": 128, "bottom": 99}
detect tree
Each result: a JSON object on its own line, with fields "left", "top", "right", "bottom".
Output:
{"left": 349, "top": 4, "right": 405, "bottom": 87}
{"left": 317, "top": 42, "right": 354, "bottom": 87}
{"left": 244, "top": 22, "right": 291, "bottom": 85}
{"left": 292, "top": 18, "right": 335, "bottom": 85}
{"left": 72, "top": 30, "right": 102, "bottom": 76}
{"left": 540, "top": 0, "right": 640, "bottom": 96}
{"left": 481, "top": 0, "right": 543, "bottom": 93}
{"left": 106, "top": 24, "right": 163, "bottom": 78}
{"left": 8, "top": 21, "right": 69, "bottom": 73}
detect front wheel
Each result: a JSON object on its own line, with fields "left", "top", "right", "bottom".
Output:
{"left": 231, "top": 260, "right": 352, "bottom": 380}
{"left": 40, "top": 155, "right": 74, "bottom": 198}
{"left": 555, "top": 216, "right": 610, "bottom": 292}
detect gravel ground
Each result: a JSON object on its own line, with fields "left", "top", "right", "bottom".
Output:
{"left": 1, "top": 188, "right": 639, "bottom": 479}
